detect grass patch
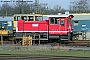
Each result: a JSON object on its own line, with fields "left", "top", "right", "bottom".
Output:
{"left": 0, "top": 49, "right": 90, "bottom": 57}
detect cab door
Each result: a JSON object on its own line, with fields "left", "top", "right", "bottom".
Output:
{"left": 59, "top": 18, "right": 66, "bottom": 31}
{"left": 49, "top": 17, "right": 59, "bottom": 34}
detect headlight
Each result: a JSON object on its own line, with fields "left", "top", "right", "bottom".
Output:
{"left": 2, "top": 26, "right": 5, "bottom": 29}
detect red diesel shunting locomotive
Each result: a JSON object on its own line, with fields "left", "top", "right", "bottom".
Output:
{"left": 16, "top": 14, "right": 74, "bottom": 43}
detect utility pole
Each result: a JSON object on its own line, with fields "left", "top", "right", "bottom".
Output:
{"left": 21, "top": 0, "right": 24, "bottom": 14}
{"left": 0, "top": 0, "right": 33, "bottom": 14}
{"left": 35, "top": 0, "right": 39, "bottom": 14}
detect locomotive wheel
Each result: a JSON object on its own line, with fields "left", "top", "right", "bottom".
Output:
{"left": 58, "top": 35, "right": 61, "bottom": 43}
{"left": 68, "top": 33, "right": 71, "bottom": 42}
{"left": 70, "top": 32, "right": 73, "bottom": 41}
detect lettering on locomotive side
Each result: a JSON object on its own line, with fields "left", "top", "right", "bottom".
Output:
{"left": 32, "top": 24, "right": 38, "bottom": 27}
{"left": 82, "top": 24, "right": 86, "bottom": 27}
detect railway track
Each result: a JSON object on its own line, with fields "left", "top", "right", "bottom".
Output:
{"left": 47, "top": 40, "right": 90, "bottom": 46}
{"left": 47, "top": 43, "right": 90, "bottom": 47}
{"left": 66, "top": 40, "right": 90, "bottom": 47}
{"left": 1, "top": 40, "right": 90, "bottom": 47}
{"left": 60, "top": 43, "right": 90, "bottom": 46}
{"left": 0, "top": 54, "right": 90, "bottom": 60}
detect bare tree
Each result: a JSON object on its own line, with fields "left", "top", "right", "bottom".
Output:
{"left": 0, "top": 3, "right": 13, "bottom": 16}
{"left": 69, "top": 0, "right": 90, "bottom": 13}
{"left": 51, "top": 5, "right": 65, "bottom": 14}
{"left": 0, "top": 1, "right": 66, "bottom": 16}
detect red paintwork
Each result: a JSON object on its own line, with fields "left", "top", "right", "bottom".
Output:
{"left": 17, "top": 15, "right": 74, "bottom": 35}
{"left": 18, "top": 20, "right": 48, "bottom": 31}
{"left": 24, "top": 21, "right": 48, "bottom": 31}
{"left": 18, "top": 19, "right": 24, "bottom": 31}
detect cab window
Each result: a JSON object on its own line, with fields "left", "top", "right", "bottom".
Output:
{"left": 74, "top": 21, "right": 78, "bottom": 26}
{"left": 35, "top": 16, "right": 43, "bottom": 21}
{"left": 28, "top": 16, "right": 34, "bottom": 21}
{"left": 50, "top": 18, "right": 59, "bottom": 24}
{"left": 61, "top": 18, "right": 64, "bottom": 26}
{"left": 21, "top": 16, "right": 27, "bottom": 21}
{"left": 14, "top": 16, "right": 20, "bottom": 21}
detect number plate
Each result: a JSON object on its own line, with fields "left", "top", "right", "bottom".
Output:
{"left": 32, "top": 24, "right": 38, "bottom": 27}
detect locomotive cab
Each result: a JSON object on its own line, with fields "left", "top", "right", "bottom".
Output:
{"left": 48, "top": 14, "right": 74, "bottom": 35}
{"left": 48, "top": 14, "right": 74, "bottom": 41}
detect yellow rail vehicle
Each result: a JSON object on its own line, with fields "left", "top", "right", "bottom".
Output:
{"left": 13, "top": 14, "right": 44, "bottom": 31}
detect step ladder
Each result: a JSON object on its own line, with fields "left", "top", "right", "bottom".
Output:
{"left": 33, "top": 33, "right": 40, "bottom": 45}
{"left": 22, "top": 35, "right": 32, "bottom": 46}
